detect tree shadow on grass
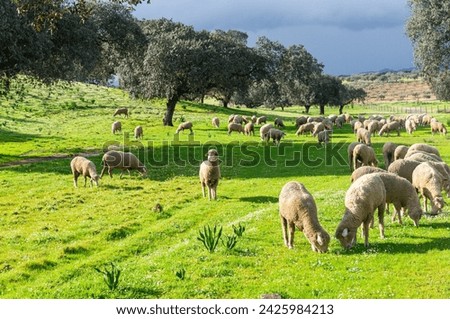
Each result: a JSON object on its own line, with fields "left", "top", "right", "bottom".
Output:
{"left": 0, "top": 128, "right": 42, "bottom": 143}
{"left": 240, "top": 196, "right": 278, "bottom": 203}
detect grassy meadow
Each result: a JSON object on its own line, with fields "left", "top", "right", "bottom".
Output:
{"left": 0, "top": 80, "right": 449, "bottom": 298}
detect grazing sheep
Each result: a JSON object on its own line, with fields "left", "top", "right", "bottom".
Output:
{"left": 232, "top": 115, "right": 245, "bottom": 124}
{"left": 350, "top": 166, "right": 385, "bottom": 183}
{"left": 70, "top": 156, "right": 99, "bottom": 187}
{"left": 405, "top": 118, "right": 417, "bottom": 135}
{"left": 251, "top": 115, "right": 257, "bottom": 123}
{"left": 379, "top": 121, "right": 401, "bottom": 136}
{"left": 212, "top": 117, "right": 220, "bottom": 128}
{"left": 382, "top": 142, "right": 397, "bottom": 169}
{"left": 274, "top": 118, "right": 285, "bottom": 128}
{"left": 356, "top": 128, "right": 371, "bottom": 145}
{"left": 175, "top": 121, "right": 193, "bottom": 134}
{"left": 256, "top": 116, "right": 267, "bottom": 125}
{"left": 199, "top": 149, "right": 221, "bottom": 200}
{"left": 335, "top": 174, "right": 386, "bottom": 249}
{"left": 388, "top": 159, "right": 422, "bottom": 183}
{"left": 412, "top": 162, "right": 448, "bottom": 214}
{"left": 407, "top": 143, "right": 441, "bottom": 157}
{"left": 259, "top": 123, "right": 273, "bottom": 140}
{"left": 227, "top": 122, "right": 245, "bottom": 135}
{"left": 367, "top": 120, "right": 380, "bottom": 136}
{"left": 228, "top": 114, "right": 236, "bottom": 123}
{"left": 244, "top": 122, "right": 255, "bottom": 136}
{"left": 394, "top": 145, "right": 409, "bottom": 161}
{"left": 312, "top": 122, "right": 325, "bottom": 137}
{"left": 264, "top": 128, "right": 285, "bottom": 145}
{"left": 431, "top": 121, "right": 447, "bottom": 135}
{"left": 112, "top": 121, "right": 122, "bottom": 134}
{"left": 113, "top": 107, "right": 129, "bottom": 118}
{"left": 278, "top": 181, "right": 330, "bottom": 252}
{"left": 100, "top": 150, "right": 147, "bottom": 178}
{"left": 347, "top": 142, "right": 362, "bottom": 172}
{"left": 296, "top": 123, "right": 315, "bottom": 136}
{"left": 353, "top": 144, "right": 378, "bottom": 170}
{"left": 295, "top": 116, "right": 308, "bottom": 128}
{"left": 421, "top": 114, "right": 434, "bottom": 125}
{"left": 335, "top": 116, "right": 344, "bottom": 128}
{"left": 134, "top": 125, "right": 143, "bottom": 139}
{"left": 353, "top": 121, "right": 363, "bottom": 134}
{"left": 317, "top": 130, "right": 331, "bottom": 145}
{"left": 406, "top": 151, "right": 443, "bottom": 163}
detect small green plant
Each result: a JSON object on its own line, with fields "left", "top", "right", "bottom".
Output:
{"left": 197, "top": 225, "right": 222, "bottom": 253}
{"left": 94, "top": 262, "right": 121, "bottom": 291}
{"left": 222, "top": 234, "right": 238, "bottom": 250}
{"left": 175, "top": 267, "right": 186, "bottom": 280}
{"left": 232, "top": 223, "right": 246, "bottom": 237}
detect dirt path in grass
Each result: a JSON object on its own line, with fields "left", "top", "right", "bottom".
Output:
{"left": 0, "top": 152, "right": 101, "bottom": 168}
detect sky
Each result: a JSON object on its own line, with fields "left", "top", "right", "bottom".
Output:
{"left": 132, "top": 0, "right": 415, "bottom": 76}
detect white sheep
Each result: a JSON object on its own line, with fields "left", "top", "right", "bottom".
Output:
{"left": 382, "top": 142, "right": 397, "bottom": 169}
{"left": 295, "top": 116, "right": 308, "bottom": 128}
{"left": 405, "top": 118, "right": 417, "bottom": 135}
{"left": 407, "top": 143, "right": 441, "bottom": 157}
{"left": 112, "top": 121, "right": 122, "bottom": 134}
{"left": 406, "top": 151, "right": 443, "bottom": 163}
{"left": 113, "top": 107, "right": 129, "bottom": 118}
{"left": 347, "top": 142, "right": 362, "bottom": 172}
{"left": 378, "top": 121, "right": 401, "bottom": 136}
{"left": 356, "top": 127, "right": 371, "bottom": 145}
{"left": 244, "top": 122, "right": 255, "bottom": 136}
{"left": 100, "top": 150, "right": 147, "bottom": 178}
{"left": 335, "top": 174, "right": 386, "bottom": 249}
{"left": 274, "top": 118, "right": 285, "bottom": 128}
{"left": 199, "top": 149, "right": 221, "bottom": 200}
{"left": 259, "top": 123, "right": 273, "bottom": 140}
{"left": 256, "top": 116, "right": 267, "bottom": 125}
{"left": 350, "top": 166, "right": 385, "bottom": 183}
{"left": 296, "top": 123, "right": 315, "bottom": 136}
{"left": 227, "top": 122, "right": 245, "bottom": 135}
{"left": 212, "top": 117, "right": 220, "bottom": 128}
{"left": 278, "top": 181, "right": 330, "bottom": 252}
{"left": 175, "top": 121, "right": 193, "bottom": 134}
{"left": 312, "top": 122, "right": 325, "bottom": 137}
{"left": 431, "top": 121, "right": 447, "bottom": 135}
{"left": 394, "top": 145, "right": 409, "bottom": 161}
{"left": 134, "top": 125, "right": 143, "bottom": 139}
{"left": 317, "top": 130, "right": 331, "bottom": 145}
{"left": 70, "top": 156, "right": 99, "bottom": 187}
{"left": 387, "top": 159, "right": 421, "bottom": 183}
{"left": 353, "top": 144, "right": 378, "bottom": 170}
{"left": 264, "top": 128, "right": 285, "bottom": 145}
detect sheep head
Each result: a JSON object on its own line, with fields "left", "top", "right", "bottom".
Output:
{"left": 310, "top": 231, "right": 330, "bottom": 253}
{"left": 431, "top": 196, "right": 444, "bottom": 214}
{"left": 206, "top": 149, "right": 219, "bottom": 163}
{"left": 335, "top": 227, "right": 356, "bottom": 249}
{"left": 91, "top": 175, "right": 100, "bottom": 187}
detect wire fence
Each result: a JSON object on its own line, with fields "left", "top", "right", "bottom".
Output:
{"left": 366, "top": 104, "right": 450, "bottom": 114}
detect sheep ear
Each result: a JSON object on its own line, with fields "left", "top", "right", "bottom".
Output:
{"left": 317, "top": 233, "right": 323, "bottom": 245}
{"left": 342, "top": 228, "right": 349, "bottom": 237}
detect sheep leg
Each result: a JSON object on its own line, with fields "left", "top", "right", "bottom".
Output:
{"left": 100, "top": 166, "right": 107, "bottom": 178}
{"left": 393, "top": 203, "right": 403, "bottom": 225}
{"left": 84, "top": 176, "right": 88, "bottom": 187}
{"left": 201, "top": 182, "right": 206, "bottom": 198}
{"left": 377, "top": 203, "right": 385, "bottom": 239}
{"left": 362, "top": 220, "right": 370, "bottom": 248}
{"left": 207, "top": 186, "right": 212, "bottom": 201}
{"left": 280, "top": 216, "right": 289, "bottom": 248}
{"left": 73, "top": 172, "right": 79, "bottom": 188}
{"left": 211, "top": 186, "right": 217, "bottom": 200}
{"left": 288, "top": 222, "right": 295, "bottom": 249}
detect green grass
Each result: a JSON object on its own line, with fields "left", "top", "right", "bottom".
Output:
{"left": 0, "top": 80, "right": 449, "bottom": 298}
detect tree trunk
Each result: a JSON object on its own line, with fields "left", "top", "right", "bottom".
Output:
{"left": 339, "top": 104, "right": 344, "bottom": 115}
{"left": 319, "top": 104, "right": 325, "bottom": 115}
{"left": 163, "top": 95, "right": 178, "bottom": 126}
{"left": 222, "top": 100, "right": 228, "bottom": 108}
{"left": 304, "top": 105, "right": 311, "bottom": 114}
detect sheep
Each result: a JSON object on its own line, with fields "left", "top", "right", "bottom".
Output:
{"left": 228, "top": 114, "right": 236, "bottom": 123}
{"left": 278, "top": 181, "right": 330, "bottom": 252}
{"left": 175, "top": 121, "right": 193, "bottom": 134}
{"left": 335, "top": 116, "right": 344, "bottom": 128}
{"left": 431, "top": 121, "right": 447, "bottom": 135}
{"left": 335, "top": 174, "right": 386, "bottom": 249}
{"left": 212, "top": 117, "right": 220, "bottom": 128}
{"left": 405, "top": 118, "right": 417, "bottom": 135}
{"left": 256, "top": 116, "right": 267, "bottom": 125}
{"left": 353, "top": 120, "right": 363, "bottom": 134}
{"left": 251, "top": 115, "right": 257, "bottom": 123}
{"left": 347, "top": 142, "right": 362, "bottom": 172}
{"left": 296, "top": 123, "right": 315, "bottom": 136}
{"left": 113, "top": 107, "right": 129, "bottom": 118}
{"left": 259, "top": 123, "right": 273, "bottom": 140}
{"left": 70, "top": 156, "right": 99, "bottom": 187}
{"left": 227, "top": 122, "right": 245, "bottom": 135}
{"left": 317, "top": 130, "right": 331, "bottom": 145}
{"left": 421, "top": 114, "right": 434, "bottom": 125}
{"left": 312, "top": 122, "right": 325, "bottom": 137}
{"left": 407, "top": 143, "right": 441, "bottom": 157}
{"left": 274, "top": 118, "right": 285, "bottom": 128}
{"left": 412, "top": 162, "right": 449, "bottom": 215}
{"left": 134, "top": 125, "right": 143, "bottom": 139}
{"left": 199, "top": 149, "right": 221, "bottom": 200}
{"left": 356, "top": 127, "right": 371, "bottom": 145}
{"left": 378, "top": 121, "right": 401, "bottom": 136}
{"left": 353, "top": 144, "right": 378, "bottom": 170}
{"left": 382, "top": 142, "right": 397, "bottom": 169}
{"left": 406, "top": 151, "right": 443, "bottom": 163}
{"left": 353, "top": 172, "right": 423, "bottom": 226}
{"left": 394, "top": 145, "right": 409, "bottom": 161}
{"left": 387, "top": 159, "right": 421, "bottom": 183}
{"left": 232, "top": 115, "right": 245, "bottom": 124}
{"left": 100, "top": 150, "right": 147, "bottom": 178}
{"left": 264, "top": 128, "right": 285, "bottom": 145}
{"left": 367, "top": 120, "right": 380, "bottom": 136}
{"left": 350, "top": 166, "right": 385, "bottom": 183}
{"left": 295, "top": 116, "right": 308, "bottom": 128}
{"left": 244, "top": 122, "right": 255, "bottom": 136}
{"left": 111, "top": 121, "right": 122, "bottom": 134}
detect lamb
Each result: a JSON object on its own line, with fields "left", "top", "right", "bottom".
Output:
{"left": 356, "top": 128, "right": 371, "bottom": 145}
{"left": 100, "top": 150, "right": 147, "bottom": 178}
{"left": 113, "top": 107, "right": 129, "bottom": 118}
{"left": 227, "top": 122, "right": 245, "bottom": 135}
{"left": 134, "top": 125, "right": 143, "bottom": 139}
{"left": 317, "top": 130, "right": 331, "bottom": 145}
{"left": 256, "top": 116, "right": 267, "bottom": 125}
{"left": 274, "top": 118, "right": 285, "bottom": 128}
{"left": 350, "top": 166, "right": 385, "bottom": 183}
{"left": 354, "top": 172, "right": 423, "bottom": 226}
{"left": 405, "top": 118, "right": 417, "bottom": 135}
{"left": 296, "top": 123, "right": 315, "bottom": 136}
{"left": 278, "top": 181, "right": 330, "bottom": 252}
{"left": 394, "top": 145, "right": 409, "bottom": 161}
{"left": 212, "top": 117, "right": 220, "bottom": 128}
{"left": 70, "top": 156, "right": 99, "bottom": 187}
{"left": 259, "top": 123, "right": 273, "bottom": 140}
{"left": 264, "top": 128, "right": 285, "bottom": 145}
{"left": 431, "top": 121, "right": 447, "bottom": 135}
{"left": 244, "top": 122, "right": 255, "bottom": 136}
{"left": 412, "top": 162, "right": 448, "bottom": 214}
{"left": 199, "top": 149, "right": 221, "bottom": 200}
{"left": 347, "top": 142, "right": 362, "bottom": 172}
{"left": 382, "top": 142, "right": 397, "bottom": 169}
{"left": 387, "top": 159, "right": 421, "bottom": 183}
{"left": 407, "top": 143, "right": 441, "bottom": 157}
{"left": 175, "top": 121, "right": 193, "bottom": 134}
{"left": 378, "top": 121, "right": 401, "bottom": 136}
{"left": 353, "top": 144, "right": 378, "bottom": 170}
{"left": 335, "top": 174, "right": 386, "bottom": 249}
{"left": 111, "top": 121, "right": 122, "bottom": 134}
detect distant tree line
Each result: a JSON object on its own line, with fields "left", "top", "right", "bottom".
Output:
{"left": 1, "top": 0, "right": 365, "bottom": 126}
